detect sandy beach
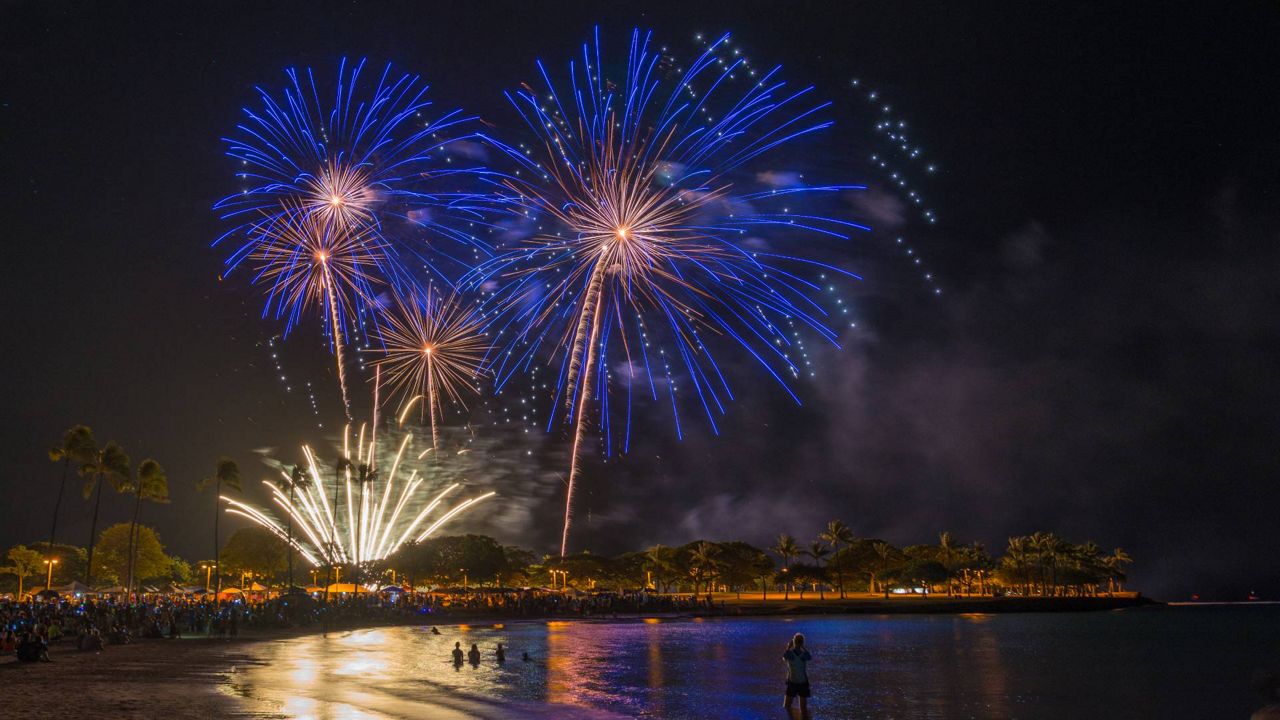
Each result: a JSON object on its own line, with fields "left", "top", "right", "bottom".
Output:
{"left": 0, "top": 625, "right": 625, "bottom": 719}
{"left": 2, "top": 636, "right": 261, "bottom": 719}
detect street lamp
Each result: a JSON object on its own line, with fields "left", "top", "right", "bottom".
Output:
{"left": 44, "top": 558, "right": 59, "bottom": 593}
{"left": 200, "top": 563, "right": 213, "bottom": 593}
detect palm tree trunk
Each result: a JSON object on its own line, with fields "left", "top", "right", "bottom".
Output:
{"left": 49, "top": 457, "right": 70, "bottom": 551}
{"left": 213, "top": 478, "right": 221, "bottom": 606}
{"left": 326, "top": 467, "right": 340, "bottom": 608}
{"left": 85, "top": 474, "right": 104, "bottom": 588}
{"left": 286, "top": 485, "right": 295, "bottom": 591}
{"left": 836, "top": 544, "right": 845, "bottom": 599}
{"left": 127, "top": 489, "right": 142, "bottom": 594}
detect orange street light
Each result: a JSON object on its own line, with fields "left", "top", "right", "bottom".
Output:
{"left": 44, "top": 558, "right": 59, "bottom": 592}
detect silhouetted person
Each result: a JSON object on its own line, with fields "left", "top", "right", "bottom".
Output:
{"left": 431, "top": 626, "right": 441, "bottom": 635}
{"left": 783, "top": 632, "right": 813, "bottom": 718}
{"left": 496, "top": 643, "right": 506, "bottom": 663}
{"left": 468, "top": 643, "right": 481, "bottom": 665}
{"left": 452, "top": 641, "right": 464, "bottom": 665}
{"left": 522, "top": 651, "right": 531, "bottom": 662}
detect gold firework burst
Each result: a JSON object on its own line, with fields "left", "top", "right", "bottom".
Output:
{"left": 374, "top": 290, "right": 488, "bottom": 448}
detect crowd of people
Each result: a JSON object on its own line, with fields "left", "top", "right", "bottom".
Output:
{"left": 1, "top": 587, "right": 713, "bottom": 663}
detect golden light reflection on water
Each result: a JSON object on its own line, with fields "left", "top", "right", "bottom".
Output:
{"left": 545, "top": 621, "right": 571, "bottom": 705}
{"left": 646, "top": 622, "right": 664, "bottom": 717}
{"left": 225, "top": 616, "right": 1056, "bottom": 719}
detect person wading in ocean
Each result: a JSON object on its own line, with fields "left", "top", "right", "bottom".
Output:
{"left": 783, "top": 632, "right": 813, "bottom": 718}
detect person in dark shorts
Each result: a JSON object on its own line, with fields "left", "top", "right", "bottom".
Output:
{"left": 783, "top": 632, "right": 813, "bottom": 717}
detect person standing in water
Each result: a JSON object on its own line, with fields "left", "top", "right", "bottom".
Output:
{"left": 452, "top": 641, "right": 464, "bottom": 665}
{"left": 496, "top": 643, "right": 506, "bottom": 663}
{"left": 468, "top": 643, "right": 481, "bottom": 665}
{"left": 783, "top": 633, "right": 813, "bottom": 717}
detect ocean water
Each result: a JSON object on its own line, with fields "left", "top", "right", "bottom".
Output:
{"left": 224, "top": 605, "right": 1280, "bottom": 719}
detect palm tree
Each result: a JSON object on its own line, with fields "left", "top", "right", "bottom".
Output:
{"left": 1028, "top": 532, "right": 1051, "bottom": 595}
{"left": 125, "top": 459, "right": 168, "bottom": 593}
{"left": 689, "top": 541, "right": 719, "bottom": 599}
{"left": 1072, "top": 541, "right": 1103, "bottom": 597}
{"left": 47, "top": 425, "right": 97, "bottom": 552}
{"left": 80, "top": 441, "right": 130, "bottom": 588}
{"left": 355, "top": 462, "right": 378, "bottom": 570}
{"left": 938, "top": 531, "right": 958, "bottom": 596}
{"left": 278, "top": 465, "right": 309, "bottom": 591}
{"left": 198, "top": 458, "right": 241, "bottom": 601}
{"left": 644, "top": 545, "right": 680, "bottom": 593}
{"left": 871, "top": 541, "right": 894, "bottom": 596}
{"left": 1045, "top": 533, "right": 1070, "bottom": 596}
{"left": 820, "top": 520, "right": 855, "bottom": 598}
{"left": 805, "top": 541, "right": 830, "bottom": 599}
{"left": 1005, "top": 536, "right": 1032, "bottom": 595}
{"left": 326, "top": 455, "right": 353, "bottom": 607}
{"left": 1106, "top": 548, "right": 1133, "bottom": 593}
{"left": 968, "top": 541, "right": 990, "bottom": 595}
{"left": 771, "top": 534, "right": 800, "bottom": 600}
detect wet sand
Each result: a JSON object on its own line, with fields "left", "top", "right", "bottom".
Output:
{"left": 1, "top": 628, "right": 623, "bottom": 719}
{"left": 1, "top": 636, "right": 261, "bottom": 719}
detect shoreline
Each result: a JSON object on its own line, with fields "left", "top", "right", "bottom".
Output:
{"left": 712, "top": 593, "right": 1158, "bottom": 615}
{"left": 2, "top": 596, "right": 1160, "bottom": 718}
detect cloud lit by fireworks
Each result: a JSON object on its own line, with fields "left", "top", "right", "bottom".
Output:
{"left": 223, "top": 416, "right": 496, "bottom": 567}
{"left": 469, "top": 28, "right": 869, "bottom": 554}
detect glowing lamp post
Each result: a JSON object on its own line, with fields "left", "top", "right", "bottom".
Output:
{"left": 44, "top": 558, "right": 59, "bottom": 593}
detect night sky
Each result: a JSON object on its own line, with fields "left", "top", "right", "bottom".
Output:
{"left": 4, "top": 2, "right": 1278, "bottom": 600}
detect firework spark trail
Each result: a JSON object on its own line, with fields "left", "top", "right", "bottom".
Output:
{"left": 324, "top": 266, "right": 352, "bottom": 414}
{"left": 245, "top": 203, "right": 386, "bottom": 417}
{"left": 562, "top": 269, "right": 606, "bottom": 555}
{"left": 467, "top": 28, "right": 869, "bottom": 554}
{"left": 223, "top": 414, "right": 496, "bottom": 567}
